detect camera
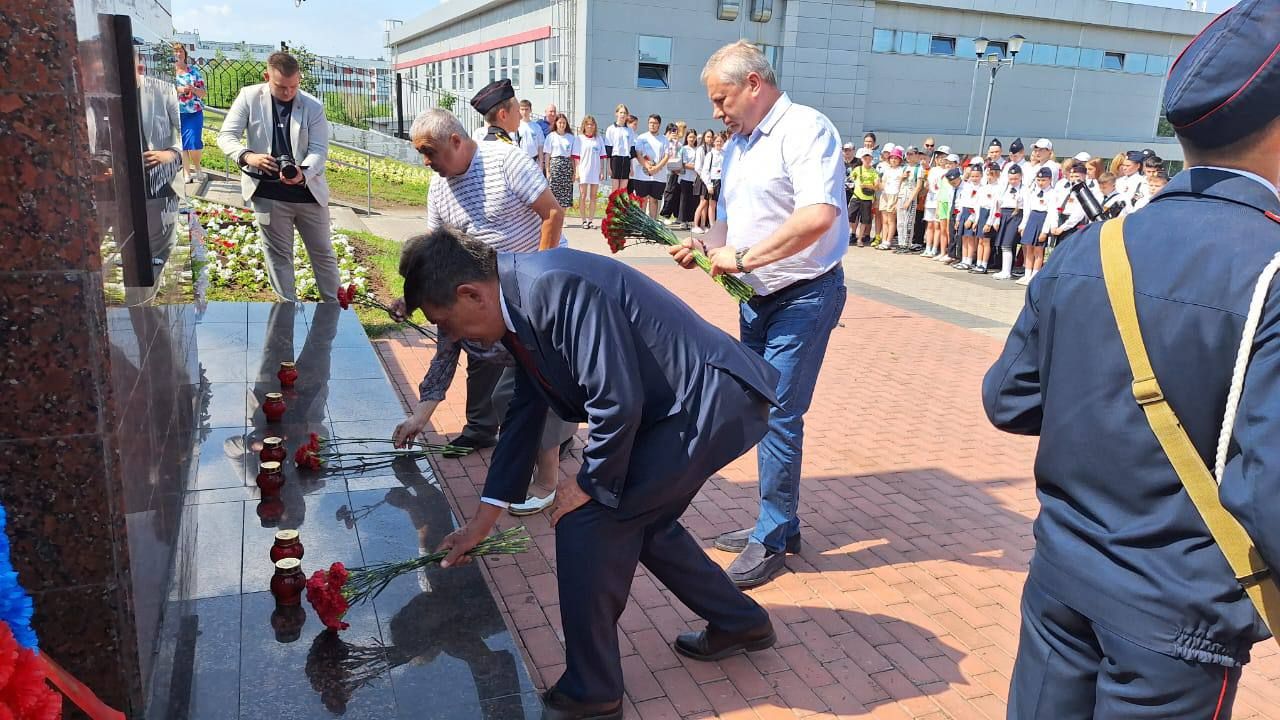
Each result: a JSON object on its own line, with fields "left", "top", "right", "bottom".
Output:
{"left": 276, "top": 154, "right": 300, "bottom": 181}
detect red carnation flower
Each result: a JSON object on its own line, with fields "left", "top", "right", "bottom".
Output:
{"left": 306, "top": 563, "right": 351, "bottom": 631}
{"left": 336, "top": 286, "right": 350, "bottom": 309}
{"left": 309, "top": 433, "right": 321, "bottom": 451}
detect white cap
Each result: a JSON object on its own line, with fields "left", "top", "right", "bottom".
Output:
{"left": 946, "top": 153, "right": 960, "bottom": 162}
{"left": 883, "top": 143, "right": 896, "bottom": 152}
{"left": 1033, "top": 138, "right": 1053, "bottom": 150}
{"left": 842, "top": 142, "right": 854, "bottom": 150}
{"left": 855, "top": 148, "right": 871, "bottom": 158}
{"left": 937, "top": 145, "right": 951, "bottom": 154}
{"left": 1073, "top": 151, "right": 1092, "bottom": 162}
{"left": 968, "top": 156, "right": 984, "bottom": 166}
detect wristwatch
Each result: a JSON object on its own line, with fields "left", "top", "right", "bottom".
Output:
{"left": 735, "top": 247, "right": 750, "bottom": 274}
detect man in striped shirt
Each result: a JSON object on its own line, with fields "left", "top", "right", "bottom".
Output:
{"left": 397, "top": 108, "right": 565, "bottom": 455}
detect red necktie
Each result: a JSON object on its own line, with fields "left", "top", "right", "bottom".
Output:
{"left": 504, "top": 331, "right": 562, "bottom": 402}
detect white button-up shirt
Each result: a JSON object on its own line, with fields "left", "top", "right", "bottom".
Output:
{"left": 717, "top": 94, "right": 848, "bottom": 295}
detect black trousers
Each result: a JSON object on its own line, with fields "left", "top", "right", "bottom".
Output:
{"left": 678, "top": 180, "right": 697, "bottom": 223}
{"left": 1010, "top": 574, "right": 1242, "bottom": 719}
{"left": 553, "top": 492, "right": 769, "bottom": 703}
{"left": 659, "top": 174, "right": 681, "bottom": 217}
{"left": 459, "top": 354, "right": 506, "bottom": 443}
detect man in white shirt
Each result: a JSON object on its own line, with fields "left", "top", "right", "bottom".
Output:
{"left": 517, "top": 99, "right": 546, "bottom": 173}
{"left": 671, "top": 41, "right": 848, "bottom": 589}
{"left": 632, "top": 114, "right": 668, "bottom": 218}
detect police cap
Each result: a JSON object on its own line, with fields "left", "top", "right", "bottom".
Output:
{"left": 470, "top": 79, "right": 515, "bottom": 116}
{"left": 1164, "top": 0, "right": 1280, "bottom": 148}
{"left": 989, "top": 138, "right": 1002, "bottom": 149}
{"left": 1007, "top": 164, "right": 1023, "bottom": 175}
{"left": 1036, "top": 167, "right": 1053, "bottom": 179}
{"left": 1125, "top": 150, "right": 1146, "bottom": 163}
{"left": 1009, "top": 137, "right": 1024, "bottom": 154}
{"left": 945, "top": 168, "right": 962, "bottom": 181}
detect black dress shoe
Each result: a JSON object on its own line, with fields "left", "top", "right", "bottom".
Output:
{"left": 443, "top": 434, "right": 496, "bottom": 457}
{"left": 541, "top": 688, "right": 623, "bottom": 720}
{"left": 727, "top": 542, "right": 787, "bottom": 588}
{"left": 713, "top": 528, "right": 801, "bottom": 554}
{"left": 674, "top": 621, "right": 777, "bottom": 662}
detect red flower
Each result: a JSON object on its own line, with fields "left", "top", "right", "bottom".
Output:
{"left": 306, "top": 563, "right": 351, "bottom": 631}
{"left": 0, "top": 625, "right": 60, "bottom": 720}
{"left": 309, "top": 433, "right": 321, "bottom": 451}
{"left": 295, "top": 444, "right": 324, "bottom": 470}
{"left": 336, "top": 285, "right": 350, "bottom": 309}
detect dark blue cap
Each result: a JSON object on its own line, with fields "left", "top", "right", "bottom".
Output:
{"left": 985, "top": 162, "right": 1002, "bottom": 173}
{"left": 1009, "top": 137, "right": 1024, "bottom": 153}
{"left": 1164, "top": 0, "right": 1280, "bottom": 148}
{"left": 945, "top": 168, "right": 962, "bottom": 180}
{"left": 1125, "top": 150, "right": 1146, "bottom": 163}
{"left": 1007, "top": 164, "right": 1023, "bottom": 175}
{"left": 470, "top": 79, "right": 515, "bottom": 115}
{"left": 989, "top": 138, "right": 1002, "bottom": 148}
{"left": 1036, "top": 167, "right": 1053, "bottom": 179}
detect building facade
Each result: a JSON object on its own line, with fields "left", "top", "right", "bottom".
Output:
{"left": 388, "top": 0, "right": 1211, "bottom": 160}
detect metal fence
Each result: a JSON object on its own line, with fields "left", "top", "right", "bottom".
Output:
{"left": 190, "top": 56, "right": 480, "bottom": 139}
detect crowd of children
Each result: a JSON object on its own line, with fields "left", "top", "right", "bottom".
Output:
{"left": 842, "top": 135, "right": 1171, "bottom": 285}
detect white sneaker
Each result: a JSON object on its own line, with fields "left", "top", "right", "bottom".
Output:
{"left": 509, "top": 490, "right": 556, "bottom": 516}
{"left": 691, "top": 226, "right": 707, "bottom": 235}
{"left": 1016, "top": 275, "right": 1032, "bottom": 286}
{"left": 879, "top": 244, "right": 893, "bottom": 251}
{"left": 992, "top": 271, "right": 1012, "bottom": 280}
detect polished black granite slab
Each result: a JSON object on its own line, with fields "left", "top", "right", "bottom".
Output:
{"left": 149, "top": 301, "right": 540, "bottom": 719}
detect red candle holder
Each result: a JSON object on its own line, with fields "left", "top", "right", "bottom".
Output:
{"left": 270, "top": 603, "right": 307, "bottom": 643}
{"left": 256, "top": 461, "right": 285, "bottom": 497}
{"left": 256, "top": 496, "right": 285, "bottom": 526}
{"left": 270, "top": 529, "right": 305, "bottom": 564}
{"left": 277, "top": 361, "right": 299, "bottom": 388}
{"left": 259, "top": 436, "right": 287, "bottom": 464}
{"left": 262, "top": 392, "right": 287, "bottom": 422}
{"left": 270, "top": 558, "right": 306, "bottom": 605}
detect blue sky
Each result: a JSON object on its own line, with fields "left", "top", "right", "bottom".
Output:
{"left": 171, "top": 0, "right": 1238, "bottom": 61}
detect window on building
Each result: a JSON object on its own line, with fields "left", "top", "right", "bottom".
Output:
{"left": 467, "top": 55, "right": 474, "bottom": 89}
{"left": 534, "top": 39, "right": 547, "bottom": 87}
{"left": 716, "top": 0, "right": 741, "bottom": 21}
{"left": 1056, "top": 45, "right": 1080, "bottom": 67}
{"left": 915, "top": 33, "right": 930, "bottom": 55}
{"left": 930, "top": 35, "right": 956, "bottom": 56}
{"left": 499, "top": 47, "right": 509, "bottom": 81}
{"left": 637, "top": 35, "right": 672, "bottom": 89}
{"left": 895, "top": 31, "right": 916, "bottom": 54}
{"left": 549, "top": 35, "right": 561, "bottom": 83}
{"left": 756, "top": 43, "right": 781, "bottom": 76}
{"left": 955, "top": 36, "right": 975, "bottom": 58}
{"left": 984, "top": 40, "right": 1007, "bottom": 59}
{"left": 1145, "top": 54, "right": 1168, "bottom": 76}
{"left": 489, "top": 50, "right": 497, "bottom": 82}
{"left": 1124, "top": 53, "right": 1147, "bottom": 74}
{"left": 872, "top": 28, "right": 894, "bottom": 53}
{"left": 1103, "top": 51, "right": 1125, "bottom": 71}
{"left": 510, "top": 45, "right": 520, "bottom": 86}
{"left": 750, "top": 0, "right": 773, "bottom": 22}
{"left": 1079, "top": 47, "right": 1103, "bottom": 70}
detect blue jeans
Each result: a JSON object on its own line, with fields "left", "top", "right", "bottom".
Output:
{"left": 740, "top": 266, "right": 847, "bottom": 552}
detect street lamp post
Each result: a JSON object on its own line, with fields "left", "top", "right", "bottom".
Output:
{"left": 973, "top": 34, "right": 1025, "bottom": 155}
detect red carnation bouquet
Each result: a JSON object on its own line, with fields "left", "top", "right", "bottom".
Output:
{"left": 336, "top": 283, "right": 437, "bottom": 339}
{"left": 601, "top": 189, "right": 755, "bottom": 303}
{"left": 306, "top": 527, "right": 531, "bottom": 631}
{"left": 294, "top": 433, "right": 473, "bottom": 473}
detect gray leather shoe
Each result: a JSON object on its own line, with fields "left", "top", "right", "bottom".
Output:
{"left": 727, "top": 542, "right": 787, "bottom": 588}
{"left": 714, "top": 528, "right": 801, "bottom": 555}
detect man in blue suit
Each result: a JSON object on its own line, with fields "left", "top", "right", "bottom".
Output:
{"left": 403, "top": 228, "right": 780, "bottom": 719}
{"left": 984, "top": 2, "right": 1280, "bottom": 716}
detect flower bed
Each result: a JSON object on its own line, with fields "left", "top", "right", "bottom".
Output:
{"left": 187, "top": 198, "right": 370, "bottom": 302}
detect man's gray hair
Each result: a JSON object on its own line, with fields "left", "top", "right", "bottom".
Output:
{"left": 701, "top": 40, "right": 777, "bottom": 87}
{"left": 409, "top": 109, "right": 466, "bottom": 143}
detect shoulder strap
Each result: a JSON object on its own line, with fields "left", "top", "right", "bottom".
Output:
{"left": 1100, "top": 217, "right": 1280, "bottom": 638}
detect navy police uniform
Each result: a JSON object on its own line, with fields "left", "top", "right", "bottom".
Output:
{"left": 983, "top": 1, "right": 1280, "bottom": 717}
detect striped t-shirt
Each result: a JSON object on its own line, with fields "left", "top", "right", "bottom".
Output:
{"left": 426, "top": 141, "right": 557, "bottom": 252}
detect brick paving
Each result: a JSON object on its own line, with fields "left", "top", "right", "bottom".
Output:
{"left": 371, "top": 243, "right": 1280, "bottom": 719}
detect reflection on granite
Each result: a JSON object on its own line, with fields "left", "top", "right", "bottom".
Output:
{"left": 150, "top": 302, "right": 539, "bottom": 719}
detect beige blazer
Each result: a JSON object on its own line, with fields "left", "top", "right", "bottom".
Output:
{"left": 216, "top": 83, "right": 330, "bottom": 207}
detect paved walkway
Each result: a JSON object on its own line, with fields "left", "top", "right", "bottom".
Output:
{"left": 371, "top": 239, "right": 1280, "bottom": 719}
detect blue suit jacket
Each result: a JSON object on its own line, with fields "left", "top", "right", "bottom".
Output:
{"left": 483, "top": 249, "right": 780, "bottom": 518}
{"left": 984, "top": 168, "right": 1280, "bottom": 666}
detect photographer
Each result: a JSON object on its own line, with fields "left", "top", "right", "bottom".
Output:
{"left": 217, "top": 51, "right": 339, "bottom": 302}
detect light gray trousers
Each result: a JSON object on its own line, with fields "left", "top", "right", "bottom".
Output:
{"left": 251, "top": 197, "right": 340, "bottom": 302}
